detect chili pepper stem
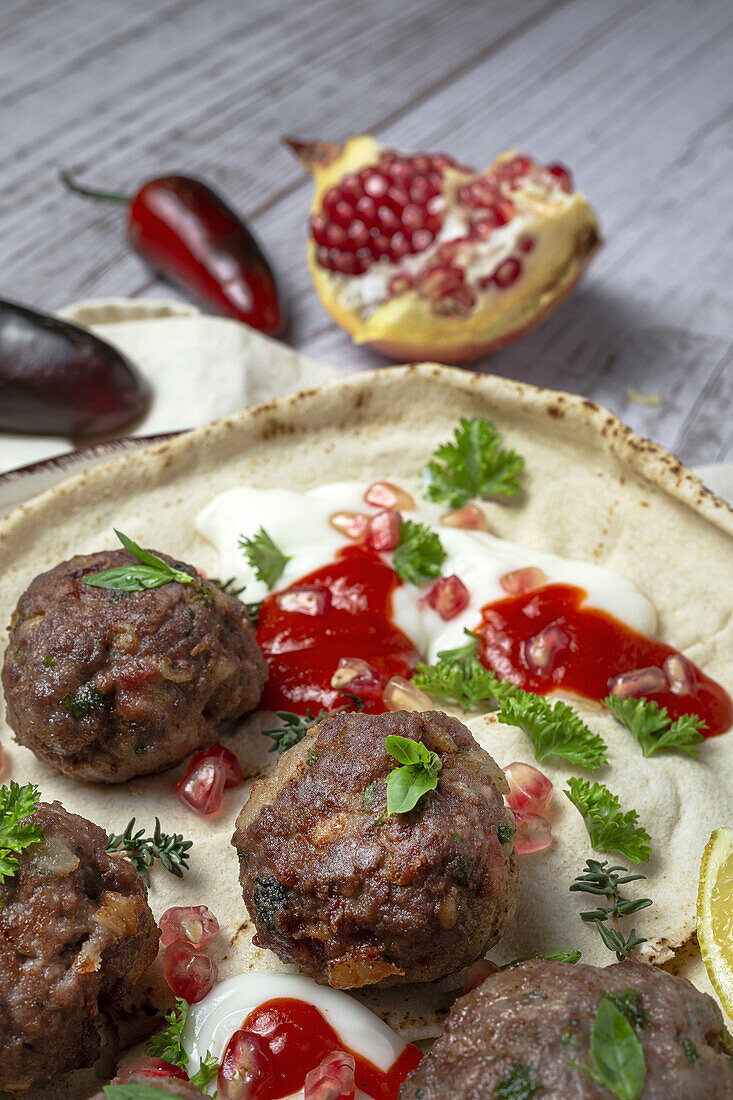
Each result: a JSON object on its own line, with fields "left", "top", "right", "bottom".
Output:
{"left": 59, "top": 169, "right": 130, "bottom": 203}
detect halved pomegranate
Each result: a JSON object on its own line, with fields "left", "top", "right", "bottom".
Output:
{"left": 288, "top": 135, "right": 600, "bottom": 363}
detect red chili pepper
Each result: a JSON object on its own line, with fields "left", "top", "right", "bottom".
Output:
{"left": 61, "top": 171, "right": 284, "bottom": 336}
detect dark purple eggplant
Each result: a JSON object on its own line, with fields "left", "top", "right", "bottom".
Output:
{"left": 0, "top": 299, "right": 148, "bottom": 439}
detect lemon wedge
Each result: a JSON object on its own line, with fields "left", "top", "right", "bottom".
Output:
{"left": 698, "top": 827, "right": 733, "bottom": 1018}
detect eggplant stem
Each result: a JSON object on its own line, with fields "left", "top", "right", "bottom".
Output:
{"left": 59, "top": 169, "right": 130, "bottom": 203}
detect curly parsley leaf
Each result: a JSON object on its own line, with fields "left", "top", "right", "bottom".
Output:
{"left": 603, "top": 694, "right": 705, "bottom": 759}
{"left": 83, "top": 529, "right": 194, "bottom": 591}
{"left": 494, "top": 1061, "right": 541, "bottom": 1098}
{"left": 565, "top": 779, "right": 651, "bottom": 864}
{"left": 572, "top": 997, "right": 646, "bottom": 1099}
{"left": 391, "top": 519, "right": 446, "bottom": 586}
{"left": 423, "top": 417, "right": 524, "bottom": 508}
{"left": 498, "top": 693, "right": 608, "bottom": 770}
{"left": 238, "top": 526, "right": 290, "bottom": 589}
{"left": 385, "top": 734, "right": 442, "bottom": 814}
{"left": 189, "top": 1049, "right": 219, "bottom": 1089}
{"left": 0, "top": 782, "right": 43, "bottom": 885}
{"left": 146, "top": 997, "right": 188, "bottom": 1066}
{"left": 106, "top": 818, "right": 192, "bottom": 886}
{"left": 412, "top": 631, "right": 520, "bottom": 710}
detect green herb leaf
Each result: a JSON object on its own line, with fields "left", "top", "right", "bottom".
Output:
{"left": 146, "top": 997, "right": 189, "bottom": 1066}
{"left": 423, "top": 417, "right": 524, "bottom": 508}
{"left": 391, "top": 519, "right": 446, "bottom": 586}
{"left": 264, "top": 696, "right": 366, "bottom": 755}
{"left": 104, "top": 1085, "right": 182, "bottom": 1100}
{"left": 83, "top": 529, "right": 194, "bottom": 591}
{"left": 0, "top": 782, "right": 43, "bottom": 885}
{"left": 565, "top": 779, "right": 651, "bottom": 863}
{"left": 385, "top": 734, "right": 442, "bottom": 814}
{"left": 189, "top": 1049, "right": 219, "bottom": 1089}
{"left": 494, "top": 1061, "right": 541, "bottom": 1098}
{"left": 106, "top": 818, "right": 192, "bottom": 886}
{"left": 501, "top": 949, "right": 581, "bottom": 969}
{"left": 60, "top": 682, "right": 103, "bottom": 718}
{"left": 575, "top": 996, "right": 646, "bottom": 1099}
{"left": 412, "top": 631, "right": 521, "bottom": 710}
{"left": 603, "top": 694, "right": 705, "bottom": 759}
{"left": 498, "top": 693, "right": 608, "bottom": 769}
{"left": 238, "top": 526, "right": 290, "bottom": 589}
{"left": 570, "top": 860, "right": 652, "bottom": 961}
{"left": 210, "top": 575, "right": 246, "bottom": 598}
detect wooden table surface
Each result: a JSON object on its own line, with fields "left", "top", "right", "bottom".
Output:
{"left": 2, "top": 0, "right": 731, "bottom": 465}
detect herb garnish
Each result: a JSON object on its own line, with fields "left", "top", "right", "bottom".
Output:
{"left": 498, "top": 693, "right": 608, "bottom": 770}
{"left": 146, "top": 997, "right": 188, "bottom": 1065}
{"left": 189, "top": 1050, "right": 219, "bottom": 1089}
{"left": 264, "top": 696, "right": 365, "bottom": 754}
{"left": 106, "top": 818, "right": 193, "bottom": 886}
{"left": 60, "top": 683, "right": 103, "bottom": 718}
{"left": 82, "top": 529, "right": 194, "bottom": 591}
{"left": 385, "top": 734, "right": 442, "bottom": 814}
{"left": 412, "top": 632, "right": 520, "bottom": 710}
{"left": 565, "top": 779, "right": 651, "bottom": 863}
{"left": 494, "top": 1061, "right": 540, "bottom": 1098}
{"left": 238, "top": 526, "right": 290, "bottom": 589}
{"left": 570, "top": 860, "right": 652, "bottom": 960}
{"left": 104, "top": 1085, "right": 182, "bottom": 1099}
{"left": 501, "top": 949, "right": 581, "bottom": 969}
{"left": 423, "top": 417, "right": 524, "bottom": 507}
{"left": 245, "top": 599, "right": 264, "bottom": 626}
{"left": 391, "top": 519, "right": 446, "bottom": 585}
{"left": 572, "top": 996, "right": 646, "bottom": 1099}
{"left": 210, "top": 575, "right": 246, "bottom": 598}
{"left": 603, "top": 694, "right": 706, "bottom": 759}
{"left": 0, "top": 782, "right": 43, "bottom": 885}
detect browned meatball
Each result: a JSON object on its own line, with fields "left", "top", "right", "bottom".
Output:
{"left": 0, "top": 801, "right": 159, "bottom": 1093}
{"left": 2, "top": 549, "right": 268, "bottom": 782}
{"left": 91, "top": 1075, "right": 203, "bottom": 1099}
{"left": 232, "top": 710, "right": 518, "bottom": 989}
{"left": 399, "top": 957, "right": 733, "bottom": 1099}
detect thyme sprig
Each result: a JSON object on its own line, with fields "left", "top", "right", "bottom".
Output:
{"left": 106, "top": 818, "right": 193, "bottom": 886}
{"left": 264, "top": 694, "right": 366, "bottom": 754}
{"left": 570, "top": 859, "right": 652, "bottom": 961}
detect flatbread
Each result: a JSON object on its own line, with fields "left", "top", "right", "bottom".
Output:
{"left": 1, "top": 365, "right": 732, "bottom": 1095}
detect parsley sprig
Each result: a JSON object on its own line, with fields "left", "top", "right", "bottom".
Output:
{"left": 603, "top": 694, "right": 705, "bottom": 759}
{"left": 106, "top": 818, "right": 193, "bottom": 886}
{"left": 385, "top": 734, "right": 442, "bottom": 814}
{"left": 238, "top": 526, "right": 290, "bottom": 589}
{"left": 564, "top": 779, "right": 651, "bottom": 863}
{"left": 570, "top": 860, "right": 652, "bottom": 960}
{"left": 83, "top": 529, "right": 193, "bottom": 591}
{"left": 572, "top": 997, "right": 646, "bottom": 1099}
{"left": 392, "top": 519, "right": 446, "bottom": 585}
{"left": 423, "top": 417, "right": 524, "bottom": 507}
{"left": 188, "top": 1050, "right": 219, "bottom": 1090}
{"left": 498, "top": 693, "right": 608, "bottom": 770}
{"left": 146, "top": 997, "right": 189, "bottom": 1065}
{"left": 0, "top": 782, "right": 43, "bottom": 885}
{"left": 412, "top": 632, "right": 520, "bottom": 710}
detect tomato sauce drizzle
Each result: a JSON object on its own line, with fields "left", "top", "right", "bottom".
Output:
{"left": 256, "top": 546, "right": 418, "bottom": 716}
{"left": 242, "top": 997, "right": 422, "bottom": 1100}
{"left": 476, "top": 582, "right": 733, "bottom": 736}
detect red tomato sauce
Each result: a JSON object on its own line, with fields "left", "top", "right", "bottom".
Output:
{"left": 476, "top": 583, "right": 733, "bottom": 736}
{"left": 242, "top": 997, "right": 422, "bottom": 1100}
{"left": 256, "top": 546, "right": 418, "bottom": 716}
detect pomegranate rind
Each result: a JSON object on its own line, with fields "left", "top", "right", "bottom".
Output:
{"left": 302, "top": 136, "right": 601, "bottom": 364}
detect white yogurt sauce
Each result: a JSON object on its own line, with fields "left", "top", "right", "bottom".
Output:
{"left": 182, "top": 971, "right": 409, "bottom": 1098}
{"left": 196, "top": 481, "right": 656, "bottom": 662}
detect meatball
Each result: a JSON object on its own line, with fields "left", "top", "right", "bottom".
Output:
{"left": 0, "top": 800, "right": 159, "bottom": 1093}
{"left": 232, "top": 710, "right": 518, "bottom": 989}
{"left": 2, "top": 549, "right": 268, "bottom": 782}
{"left": 399, "top": 957, "right": 733, "bottom": 1099}
{"left": 92, "top": 1075, "right": 203, "bottom": 1099}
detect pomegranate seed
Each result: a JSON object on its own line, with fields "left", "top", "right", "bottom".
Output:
{"left": 371, "top": 233, "right": 392, "bottom": 256}
{"left": 433, "top": 286, "right": 475, "bottom": 315}
{"left": 500, "top": 567, "right": 547, "bottom": 596}
{"left": 518, "top": 234, "right": 535, "bottom": 253}
{"left": 326, "top": 224, "right": 347, "bottom": 248}
{"left": 363, "top": 173, "right": 389, "bottom": 199}
{"left": 310, "top": 214, "right": 329, "bottom": 245}
{"left": 492, "top": 257, "right": 522, "bottom": 289}
{"left": 339, "top": 174, "right": 362, "bottom": 201}
{"left": 118, "top": 1058, "right": 189, "bottom": 1082}
{"left": 218, "top": 1030, "right": 274, "bottom": 1100}
{"left": 364, "top": 481, "right": 415, "bottom": 510}
{"left": 331, "top": 252, "right": 359, "bottom": 276}
{"left": 464, "top": 958, "right": 500, "bottom": 992}
{"left": 331, "top": 657, "right": 384, "bottom": 699}
{"left": 376, "top": 205, "right": 400, "bottom": 233}
{"left": 365, "top": 509, "right": 401, "bottom": 551}
{"left": 185, "top": 744, "right": 242, "bottom": 788}
{"left": 510, "top": 155, "right": 533, "bottom": 175}
{"left": 277, "top": 585, "right": 330, "bottom": 616}
{"left": 426, "top": 575, "right": 470, "bottom": 621}
{"left": 609, "top": 666, "right": 667, "bottom": 698}
{"left": 305, "top": 1051, "right": 356, "bottom": 1100}
{"left": 663, "top": 654, "right": 696, "bottom": 696}
{"left": 390, "top": 234, "right": 412, "bottom": 260}
{"left": 441, "top": 504, "right": 489, "bottom": 531}
{"left": 547, "top": 163, "right": 573, "bottom": 193}
{"left": 411, "top": 228, "right": 435, "bottom": 251}
{"left": 504, "top": 761, "right": 553, "bottom": 815}
{"left": 511, "top": 808, "right": 552, "bottom": 854}
{"left": 332, "top": 202, "right": 353, "bottom": 228}
{"left": 524, "top": 624, "right": 570, "bottom": 673}
{"left": 383, "top": 676, "right": 435, "bottom": 713}
{"left": 354, "top": 196, "right": 377, "bottom": 224}
{"left": 329, "top": 510, "right": 369, "bottom": 541}
{"left": 175, "top": 757, "right": 227, "bottom": 817}
{"left": 402, "top": 203, "right": 426, "bottom": 230}
{"left": 346, "top": 220, "right": 369, "bottom": 247}
{"left": 160, "top": 905, "right": 219, "bottom": 948}
{"left": 164, "top": 941, "right": 218, "bottom": 1004}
